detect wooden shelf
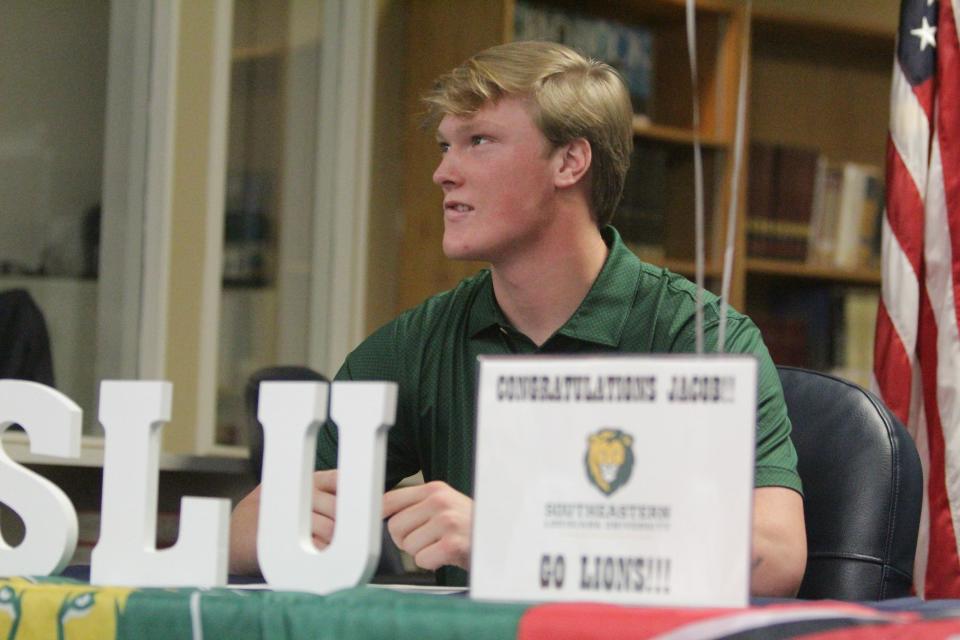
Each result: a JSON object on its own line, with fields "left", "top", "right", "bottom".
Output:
{"left": 747, "top": 258, "right": 881, "bottom": 286}
{"left": 633, "top": 117, "right": 730, "bottom": 147}
{"left": 627, "top": 243, "right": 723, "bottom": 278}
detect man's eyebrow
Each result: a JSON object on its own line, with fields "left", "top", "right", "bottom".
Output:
{"left": 437, "top": 118, "right": 500, "bottom": 140}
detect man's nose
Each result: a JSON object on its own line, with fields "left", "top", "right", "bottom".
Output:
{"left": 432, "top": 151, "right": 461, "bottom": 190}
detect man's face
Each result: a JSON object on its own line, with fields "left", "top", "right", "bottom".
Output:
{"left": 433, "top": 97, "right": 560, "bottom": 264}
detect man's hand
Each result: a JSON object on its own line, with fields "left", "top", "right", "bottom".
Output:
{"left": 750, "top": 486, "right": 807, "bottom": 597}
{"left": 228, "top": 482, "right": 263, "bottom": 575}
{"left": 382, "top": 481, "right": 473, "bottom": 571}
{"left": 227, "top": 469, "right": 340, "bottom": 575}
{"left": 307, "top": 469, "right": 338, "bottom": 549}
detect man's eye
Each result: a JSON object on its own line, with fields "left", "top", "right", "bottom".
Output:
{"left": 471, "top": 135, "right": 491, "bottom": 146}
{"left": 438, "top": 142, "right": 450, "bottom": 154}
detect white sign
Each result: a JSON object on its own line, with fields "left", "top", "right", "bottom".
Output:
{"left": 470, "top": 355, "right": 757, "bottom": 608}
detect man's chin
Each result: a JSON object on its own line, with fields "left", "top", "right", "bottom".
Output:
{"left": 442, "top": 237, "right": 480, "bottom": 262}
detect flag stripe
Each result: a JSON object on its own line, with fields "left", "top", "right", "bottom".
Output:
{"left": 873, "top": 301, "right": 913, "bottom": 423}
{"left": 880, "top": 205, "right": 921, "bottom": 366}
{"left": 889, "top": 62, "right": 930, "bottom": 194}
{"left": 914, "top": 390, "right": 931, "bottom": 592}
{"left": 886, "top": 140, "right": 926, "bottom": 278}
{"left": 941, "top": 0, "right": 960, "bottom": 331}
{"left": 918, "top": 286, "right": 960, "bottom": 596}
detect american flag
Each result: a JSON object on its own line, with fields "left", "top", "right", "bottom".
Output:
{"left": 874, "top": 0, "right": 960, "bottom": 597}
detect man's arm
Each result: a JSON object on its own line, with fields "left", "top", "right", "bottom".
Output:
{"left": 228, "top": 470, "right": 340, "bottom": 575}
{"left": 751, "top": 486, "right": 807, "bottom": 597}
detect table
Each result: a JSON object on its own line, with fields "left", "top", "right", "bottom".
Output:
{"left": 4, "top": 577, "right": 960, "bottom": 639}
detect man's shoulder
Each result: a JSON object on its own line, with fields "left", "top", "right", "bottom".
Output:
{"left": 341, "top": 269, "right": 491, "bottom": 374}
{"left": 392, "top": 269, "right": 491, "bottom": 330}
{"left": 626, "top": 261, "right": 763, "bottom": 353}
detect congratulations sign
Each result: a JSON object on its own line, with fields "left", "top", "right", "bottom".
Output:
{"left": 470, "top": 355, "right": 756, "bottom": 608}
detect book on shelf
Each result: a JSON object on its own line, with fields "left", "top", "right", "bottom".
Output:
{"left": 751, "top": 286, "right": 839, "bottom": 372}
{"left": 831, "top": 162, "right": 884, "bottom": 271}
{"left": 514, "top": 0, "right": 653, "bottom": 116}
{"left": 616, "top": 141, "right": 666, "bottom": 261}
{"left": 807, "top": 157, "right": 845, "bottom": 266}
{"left": 751, "top": 286, "right": 878, "bottom": 389}
{"left": 747, "top": 142, "right": 776, "bottom": 259}
{"left": 747, "top": 144, "right": 884, "bottom": 270}
{"left": 746, "top": 143, "right": 819, "bottom": 262}
{"left": 829, "top": 287, "right": 879, "bottom": 390}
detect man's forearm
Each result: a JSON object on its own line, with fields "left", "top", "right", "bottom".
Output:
{"left": 750, "top": 486, "right": 807, "bottom": 597}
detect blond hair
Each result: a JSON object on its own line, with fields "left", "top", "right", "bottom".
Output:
{"left": 423, "top": 41, "right": 634, "bottom": 228}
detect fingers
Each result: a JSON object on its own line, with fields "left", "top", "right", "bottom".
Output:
{"left": 311, "top": 470, "right": 338, "bottom": 546}
{"left": 395, "top": 509, "right": 470, "bottom": 571}
{"left": 384, "top": 481, "right": 472, "bottom": 571}
{"left": 311, "top": 512, "right": 336, "bottom": 549}
{"left": 382, "top": 483, "right": 432, "bottom": 519}
{"left": 311, "top": 485, "right": 336, "bottom": 519}
{"left": 229, "top": 471, "right": 341, "bottom": 571}
{"left": 313, "top": 469, "right": 338, "bottom": 494}
{"left": 413, "top": 537, "right": 470, "bottom": 572}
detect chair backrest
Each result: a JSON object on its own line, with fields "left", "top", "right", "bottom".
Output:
{"left": 244, "top": 365, "right": 328, "bottom": 481}
{"left": 777, "top": 366, "right": 922, "bottom": 600}
{"left": 0, "top": 288, "right": 54, "bottom": 386}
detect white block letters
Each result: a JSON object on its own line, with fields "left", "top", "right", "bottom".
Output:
{"left": 0, "top": 379, "right": 396, "bottom": 589}
{"left": 0, "top": 380, "right": 81, "bottom": 576}
{"left": 90, "top": 382, "right": 230, "bottom": 587}
{"left": 257, "top": 381, "right": 397, "bottom": 594}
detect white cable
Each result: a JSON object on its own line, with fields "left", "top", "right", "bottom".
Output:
{"left": 685, "top": 0, "right": 705, "bottom": 354}
{"left": 718, "top": 2, "right": 752, "bottom": 352}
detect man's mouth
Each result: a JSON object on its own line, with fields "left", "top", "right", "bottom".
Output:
{"left": 444, "top": 201, "right": 474, "bottom": 214}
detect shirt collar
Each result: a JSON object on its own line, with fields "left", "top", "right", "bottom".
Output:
{"left": 467, "top": 226, "right": 641, "bottom": 347}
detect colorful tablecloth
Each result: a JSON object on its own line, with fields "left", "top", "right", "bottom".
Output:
{"left": 5, "top": 577, "right": 960, "bottom": 639}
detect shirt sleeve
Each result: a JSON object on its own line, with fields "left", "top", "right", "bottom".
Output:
{"left": 722, "top": 315, "right": 804, "bottom": 495}
{"left": 314, "top": 318, "right": 422, "bottom": 490}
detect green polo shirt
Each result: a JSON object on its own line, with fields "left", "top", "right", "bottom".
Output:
{"left": 317, "top": 226, "right": 801, "bottom": 583}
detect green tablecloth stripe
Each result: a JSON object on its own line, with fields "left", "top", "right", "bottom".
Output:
{"left": 2, "top": 579, "right": 528, "bottom": 640}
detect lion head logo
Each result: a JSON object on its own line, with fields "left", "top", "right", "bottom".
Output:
{"left": 585, "top": 428, "right": 635, "bottom": 496}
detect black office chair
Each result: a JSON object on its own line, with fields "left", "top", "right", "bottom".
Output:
{"left": 244, "top": 365, "right": 408, "bottom": 578}
{"left": 0, "top": 288, "right": 54, "bottom": 386}
{"left": 778, "top": 366, "right": 922, "bottom": 600}
{"left": 244, "top": 365, "right": 328, "bottom": 481}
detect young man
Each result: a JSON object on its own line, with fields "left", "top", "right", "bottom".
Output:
{"left": 230, "top": 41, "right": 807, "bottom": 596}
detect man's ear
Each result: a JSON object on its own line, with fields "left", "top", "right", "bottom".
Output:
{"left": 554, "top": 138, "right": 592, "bottom": 189}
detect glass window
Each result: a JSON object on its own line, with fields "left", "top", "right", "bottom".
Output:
{"left": 216, "top": 0, "right": 324, "bottom": 447}
{"left": 0, "top": 1, "right": 113, "bottom": 434}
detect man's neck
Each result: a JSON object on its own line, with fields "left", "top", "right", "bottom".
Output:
{"left": 490, "top": 222, "right": 608, "bottom": 347}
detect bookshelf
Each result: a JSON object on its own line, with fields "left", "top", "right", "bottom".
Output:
{"left": 395, "top": 0, "right": 894, "bottom": 386}
{"left": 745, "top": 5, "right": 895, "bottom": 387}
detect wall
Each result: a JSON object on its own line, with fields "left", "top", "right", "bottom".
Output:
{"left": 751, "top": 0, "right": 898, "bottom": 35}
